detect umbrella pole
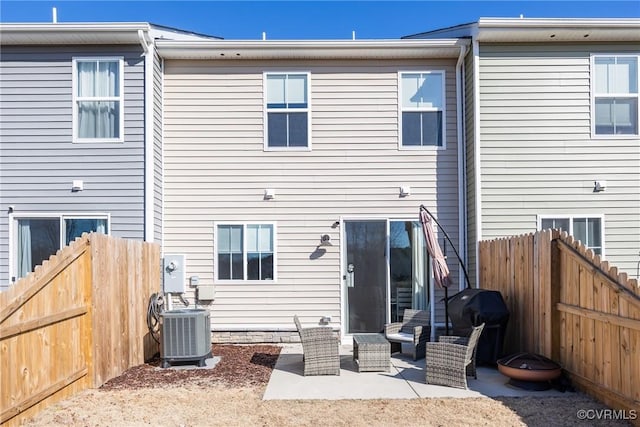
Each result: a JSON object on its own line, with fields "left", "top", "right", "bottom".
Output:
{"left": 444, "top": 286, "right": 449, "bottom": 335}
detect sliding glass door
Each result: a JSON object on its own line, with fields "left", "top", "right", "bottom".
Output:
{"left": 14, "top": 216, "right": 108, "bottom": 281}
{"left": 343, "top": 218, "right": 429, "bottom": 334}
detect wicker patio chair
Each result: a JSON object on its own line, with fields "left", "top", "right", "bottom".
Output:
{"left": 293, "top": 315, "right": 340, "bottom": 376}
{"left": 425, "top": 323, "right": 485, "bottom": 389}
{"left": 438, "top": 334, "right": 479, "bottom": 379}
{"left": 384, "top": 309, "right": 430, "bottom": 360}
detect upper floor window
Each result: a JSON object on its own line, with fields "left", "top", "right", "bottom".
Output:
{"left": 73, "top": 57, "right": 124, "bottom": 142}
{"left": 399, "top": 71, "right": 445, "bottom": 148}
{"left": 265, "top": 73, "right": 310, "bottom": 149}
{"left": 215, "top": 223, "right": 276, "bottom": 281}
{"left": 539, "top": 215, "right": 603, "bottom": 255}
{"left": 592, "top": 55, "right": 639, "bottom": 136}
{"left": 12, "top": 214, "right": 109, "bottom": 281}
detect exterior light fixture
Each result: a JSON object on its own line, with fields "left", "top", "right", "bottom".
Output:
{"left": 319, "top": 234, "right": 332, "bottom": 246}
{"left": 593, "top": 180, "right": 607, "bottom": 192}
{"left": 264, "top": 188, "right": 275, "bottom": 200}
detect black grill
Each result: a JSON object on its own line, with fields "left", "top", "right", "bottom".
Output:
{"left": 447, "top": 288, "right": 509, "bottom": 365}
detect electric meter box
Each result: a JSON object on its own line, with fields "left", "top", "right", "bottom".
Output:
{"left": 163, "top": 255, "right": 186, "bottom": 293}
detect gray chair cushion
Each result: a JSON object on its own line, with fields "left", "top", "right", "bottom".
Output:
{"left": 385, "top": 332, "right": 413, "bottom": 343}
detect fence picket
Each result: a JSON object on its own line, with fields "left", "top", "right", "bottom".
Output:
{"left": 480, "top": 230, "right": 640, "bottom": 418}
{"left": 0, "top": 234, "right": 160, "bottom": 426}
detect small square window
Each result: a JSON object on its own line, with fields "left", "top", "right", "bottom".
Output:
{"left": 216, "top": 223, "right": 276, "bottom": 281}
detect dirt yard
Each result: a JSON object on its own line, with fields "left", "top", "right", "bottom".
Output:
{"left": 24, "top": 345, "right": 631, "bottom": 427}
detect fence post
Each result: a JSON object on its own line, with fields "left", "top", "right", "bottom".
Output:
{"left": 550, "top": 231, "right": 562, "bottom": 363}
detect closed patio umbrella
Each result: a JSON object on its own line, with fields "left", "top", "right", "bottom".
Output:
{"left": 419, "top": 207, "right": 452, "bottom": 335}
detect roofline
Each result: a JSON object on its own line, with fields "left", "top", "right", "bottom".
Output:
{"left": 156, "top": 38, "right": 470, "bottom": 60}
{"left": 0, "top": 22, "right": 151, "bottom": 31}
{"left": 478, "top": 17, "right": 640, "bottom": 28}
{"left": 402, "top": 22, "right": 475, "bottom": 39}
{"left": 0, "top": 22, "right": 220, "bottom": 45}
{"left": 404, "top": 17, "right": 640, "bottom": 42}
{"left": 149, "top": 22, "right": 223, "bottom": 40}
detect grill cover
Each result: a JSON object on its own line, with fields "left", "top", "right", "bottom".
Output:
{"left": 447, "top": 288, "right": 509, "bottom": 364}
{"left": 447, "top": 289, "right": 509, "bottom": 329}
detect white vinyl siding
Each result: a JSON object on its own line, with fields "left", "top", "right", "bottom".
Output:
{"left": 0, "top": 46, "right": 147, "bottom": 288}
{"left": 477, "top": 43, "right": 640, "bottom": 277}
{"left": 162, "top": 58, "right": 461, "bottom": 329}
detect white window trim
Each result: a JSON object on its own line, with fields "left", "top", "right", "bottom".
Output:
{"left": 537, "top": 214, "right": 605, "bottom": 258}
{"left": 263, "top": 71, "right": 312, "bottom": 152}
{"left": 213, "top": 221, "right": 278, "bottom": 283}
{"left": 72, "top": 56, "right": 125, "bottom": 143}
{"left": 8, "top": 212, "right": 111, "bottom": 283}
{"left": 398, "top": 70, "right": 447, "bottom": 150}
{"left": 590, "top": 53, "right": 640, "bottom": 139}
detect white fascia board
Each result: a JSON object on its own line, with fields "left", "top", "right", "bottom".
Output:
{"left": 156, "top": 39, "right": 470, "bottom": 60}
{"left": 478, "top": 17, "right": 640, "bottom": 28}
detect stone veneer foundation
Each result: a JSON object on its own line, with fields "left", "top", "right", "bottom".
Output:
{"left": 212, "top": 331, "right": 301, "bottom": 344}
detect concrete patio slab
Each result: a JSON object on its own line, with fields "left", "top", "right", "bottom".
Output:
{"left": 263, "top": 344, "right": 568, "bottom": 400}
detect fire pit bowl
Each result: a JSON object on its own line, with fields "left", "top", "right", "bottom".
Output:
{"left": 497, "top": 352, "right": 562, "bottom": 390}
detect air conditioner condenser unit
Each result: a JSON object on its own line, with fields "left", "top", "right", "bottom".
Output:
{"left": 160, "top": 309, "right": 211, "bottom": 368}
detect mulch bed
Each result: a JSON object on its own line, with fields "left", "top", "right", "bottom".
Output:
{"left": 100, "top": 344, "right": 281, "bottom": 390}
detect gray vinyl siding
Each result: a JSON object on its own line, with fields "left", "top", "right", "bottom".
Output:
{"left": 153, "top": 49, "right": 163, "bottom": 244}
{"left": 163, "top": 59, "right": 462, "bottom": 329}
{"left": 0, "top": 45, "right": 146, "bottom": 288}
{"left": 463, "top": 48, "right": 477, "bottom": 287}
{"left": 477, "top": 43, "right": 640, "bottom": 278}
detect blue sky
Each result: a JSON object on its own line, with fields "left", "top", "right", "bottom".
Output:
{"left": 1, "top": 1, "right": 639, "bottom": 39}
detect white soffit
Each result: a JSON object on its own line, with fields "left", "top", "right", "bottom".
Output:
{"left": 476, "top": 18, "right": 640, "bottom": 42}
{"left": 0, "top": 23, "right": 151, "bottom": 45}
{"left": 155, "top": 39, "right": 469, "bottom": 60}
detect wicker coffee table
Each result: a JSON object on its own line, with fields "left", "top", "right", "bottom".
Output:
{"left": 353, "top": 333, "right": 390, "bottom": 372}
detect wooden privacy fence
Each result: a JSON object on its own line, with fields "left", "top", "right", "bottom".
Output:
{"left": 479, "top": 230, "right": 640, "bottom": 418}
{"left": 0, "top": 233, "right": 160, "bottom": 426}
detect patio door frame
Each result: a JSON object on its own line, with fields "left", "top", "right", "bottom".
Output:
{"left": 340, "top": 215, "right": 431, "bottom": 341}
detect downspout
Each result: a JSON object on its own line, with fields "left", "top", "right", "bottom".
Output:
{"left": 456, "top": 42, "right": 468, "bottom": 294}
{"left": 472, "top": 37, "right": 482, "bottom": 287}
{"left": 139, "top": 29, "right": 154, "bottom": 242}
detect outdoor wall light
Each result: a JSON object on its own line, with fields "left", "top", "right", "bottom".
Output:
{"left": 264, "top": 188, "right": 275, "bottom": 200}
{"left": 72, "top": 180, "right": 83, "bottom": 192}
{"left": 593, "top": 180, "right": 607, "bottom": 192}
{"left": 319, "top": 234, "right": 332, "bottom": 246}
{"left": 400, "top": 185, "right": 411, "bottom": 197}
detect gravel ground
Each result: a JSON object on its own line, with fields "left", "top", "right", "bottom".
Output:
{"left": 23, "top": 344, "right": 633, "bottom": 427}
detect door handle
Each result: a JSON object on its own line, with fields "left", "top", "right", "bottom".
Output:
{"left": 346, "top": 263, "right": 355, "bottom": 287}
